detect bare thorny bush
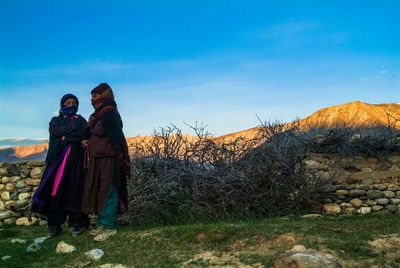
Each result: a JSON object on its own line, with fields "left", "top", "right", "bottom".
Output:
{"left": 120, "top": 114, "right": 400, "bottom": 225}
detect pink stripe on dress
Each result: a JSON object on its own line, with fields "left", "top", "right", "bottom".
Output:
{"left": 51, "top": 145, "right": 71, "bottom": 196}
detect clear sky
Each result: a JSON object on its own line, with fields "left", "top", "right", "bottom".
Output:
{"left": 1, "top": 0, "right": 399, "bottom": 141}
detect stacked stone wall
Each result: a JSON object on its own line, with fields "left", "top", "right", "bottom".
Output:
{"left": 304, "top": 153, "right": 400, "bottom": 215}
{"left": 0, "top": 161, "right": 45, "bottom": 226}
{"left": 1, "top": 153, "right": 400, "bottom": 226}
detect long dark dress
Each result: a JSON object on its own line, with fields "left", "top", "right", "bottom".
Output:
{"left": 82, "top": 105, "right": 129, "bottom": 221}
{"left": 31, "top": 114, "right": 88, "bottom": 216}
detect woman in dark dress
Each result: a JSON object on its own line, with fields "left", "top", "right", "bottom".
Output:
{"left": 31, "top": 94, "right": 88, "bottom": 237}
{"left": 82, "top": 83, "right": 129, "bottom": 242}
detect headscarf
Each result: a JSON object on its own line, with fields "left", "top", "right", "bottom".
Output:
{"left": 59, "top": 93, "right": 79, "bottom": 116}
{"left": 91, "top": 83, "right": 116, "bottom": 110}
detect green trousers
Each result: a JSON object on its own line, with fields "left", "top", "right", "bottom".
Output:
{"left": 97, "top": 185, "right": 118, "bottom": 229}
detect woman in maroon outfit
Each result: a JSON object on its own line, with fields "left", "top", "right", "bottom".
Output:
{"left": 82, "top": 83, "right": 130, "bottom": 242}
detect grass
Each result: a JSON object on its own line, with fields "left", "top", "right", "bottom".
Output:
{"left": 1, "top": 214, "right": 400, "bottom": 267}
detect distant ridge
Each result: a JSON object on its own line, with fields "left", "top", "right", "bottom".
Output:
{"left": 1, "top": 101, "right": 399, "bottom": 162}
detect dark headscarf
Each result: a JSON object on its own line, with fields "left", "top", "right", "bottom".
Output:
{"left": 91, "top": 83, "right": 116, "bottom": 109}
{"left": 60, "top": 93, "right": 79, "bottom": 116}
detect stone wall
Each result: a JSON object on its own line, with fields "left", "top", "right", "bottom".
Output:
{"left": 1, "top": 153, "right": 400, "bottom": 226}
{"left": 0, "top": 161, "right": 45, "bottom": 226}
{"left": 304, "top": 153, "right": 400, "bottom": 215}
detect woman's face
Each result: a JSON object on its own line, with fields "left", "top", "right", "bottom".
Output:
{"left": 63, "top": 98, "right": 77, "bottom": 106}
{"left": 91, "top": 93, "right": 101, "bottom": 102}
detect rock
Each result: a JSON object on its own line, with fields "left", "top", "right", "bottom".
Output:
{"left": 376, "top": 198, "right": 390, "bottom": 205}
{"left": 15, "top": 181, "right": 25, "bottom": 189}
{"left": 335, "top": 190, "right": 348, "bottom": 195}
{"left": 4, "top": 217, "right": 17, "bottom": 225}
{"left": 20, "top": 166, "right": 30, "bottom": 178}
{"left": 305, "top": 160, "right": 320, "bottom": 166}
{"left": 345, "top": 207, "right": 356, "bottom": 214}
{"left": 5, "top": 183, "right": 15, "bottom": 192}
{"left": 359, "top": 196, "right": 368, "bottom": 200}
{"left": 30, "top": 167, "right": 43, "bottom": 179}
{"left": 10, "top": 211, "right": 22, "bottom": 217}
{"left": 26, "top": 243, "right": 41, "bottom": 253}
{"left": 7, "top": 164, "right": 20, "bottom": 176}
{"left": 367, "top": 190, "right": 384, "bottom": 199}
{"left": 350, "top": 198, "right": 363, "bottom": 208}
{"left": 16, "top": 217, "right": 38, "bottom": 226}
{"left": 386, "top": 205, "right": 398, "bottom": 213}
{"left": 371, "top": 205, "right": 383, "bottom": 212}
{"left": 1, "top": 255, "right": 11, "bottom": 261}
{"left": 11, "top": 239, "right": 27, "bottom": 244}
{"left": 357, "top": 185, "right": 370, "bottom": 191}
{"left": 25, "top": 179, "right": 40, "bottom": 186}
{"left": 323, "top": 203, "right": 341, "bottom": 214}
{"left": 358, "top": 207, "right": 372, "bottom": 214}
{"left": 85, "top": 249, "right": 104, "bottom": 261}
{"left": 5, "top": 201, "right": 17, "bottom": 210}
{"left": 1, "top": 192, "right": 10, "bottom": 201}
{"left": 0, "top": 200, "right": 4, "bottom": 210}
{"left": 0, "top": 212, "right": 10, "bottom": 220}
{"left": 387, "top": 184, "right": 400, "bottom": 191}
{"left": 19, "top": 187, "right": 32, "bottom": 193}
{"left": 383, "top": 191, "right": 395, "bottom": 198}
{"left": 390, "top": 165, "right": 400, "bottom": 172}
{"left": 274, "top": 251, "right": 341, "bottom": 268}
{"left": 27, "top": 160, "right": 45, "bottom": 167}
{"left": 289, "top": 245, "right": 307, "bottom": 252}
{"left": 349, "top": 190, "right": 366, "bottom": 196}
{"left": 10, "top": 193, "right": 18, "bottom": 200}
{"left": 361, "top": 178, "right": 374, "bottom": 185}
{"left": 1, "top": 177, "right": 10, "bottom": 184}
{"left": 0, "top": 184, "right": 4, "bottom": 191}
{"left": 337, "top": 195, "right": 346, "bottom": 200}
{"left": 18, "top": 193, "right": 30, "bottom": 200}
{"left": 366, "top": 200, "right": 377, "bottom": 206}
{"left": 0, "top": 167, "right": 8, "bottom": 176}
{"left": 34, "top": 237, "right": 47, "bottom": 244}
{"left": 377, "top": 184, "right": 387, "bottom": 191}
{"left": 96, "top": 265, "right": 127, "bottom": 268}
{"left": 9, "top": 176, "right": 21, "bottom": 183}
{"left": 39, "top": 219, "right": 47, "bottom": 226}
{"left": 345, "top": 185, "right": 356, "bottom": 190}
{"left": 301, "top": 214, "right": 323, "bottom": 218}
{"left": 390, "top": 198, "right": 400, "bottom": 204}
{"left": 16, "top": 199, "right": 29, "bottom": 208}
{"left": 56, "top": 241, "right": 76, "bottom": 254}
{"left": 340, "top": 202, "right": 352, "bottom": 207}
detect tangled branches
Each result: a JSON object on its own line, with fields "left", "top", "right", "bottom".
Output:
{"left": 121, "top": 117, "right": 400, "bottom": 225}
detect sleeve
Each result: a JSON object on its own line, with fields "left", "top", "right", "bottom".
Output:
{"left": 49, "top": 117, "right": 78, "bottom": 137}
{"left": 101, "top": 111, "right": 127, "bottom": 154}
{"left": 64, "top": 116, "right": 89, "bottom": 143}
{"left": 101, "top": 111, "right": 131, "bottom": 175}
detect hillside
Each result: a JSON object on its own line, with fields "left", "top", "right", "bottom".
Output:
{"left": 1, "top": 101, "right": 399, "bottom": 162}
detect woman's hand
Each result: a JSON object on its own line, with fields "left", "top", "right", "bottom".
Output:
{"left": 81, "top": 139, "right": 88, "bottom": 147}
{"left": 61, "top": 136, "right": 66, "bottom": 141}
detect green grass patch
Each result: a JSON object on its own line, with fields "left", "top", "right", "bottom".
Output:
{"left": 1, "top": 213, "right": 400, "bottom": 267}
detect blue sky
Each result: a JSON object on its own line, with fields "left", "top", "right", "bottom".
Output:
{"left": 1, "top": 0, "right": 399, "bottom": 142}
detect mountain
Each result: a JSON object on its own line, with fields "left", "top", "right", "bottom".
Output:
{"left": 0, "top": 143, "right": 49, "bottom": 163}
{"left": 1, "top": 101, "right": 399, "bottom": 162}
{"left": 217, "top": 101, "right": 400, "bottom": 140}
{"left": 0, "top": 138, "right": 48, "bottom": 148}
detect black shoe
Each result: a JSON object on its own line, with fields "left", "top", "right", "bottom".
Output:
{"left": 71, "top": 226, "right": 84, "bottom": 237}
{"left": 47, "top": 226, "right": 61, "bottom": 238}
